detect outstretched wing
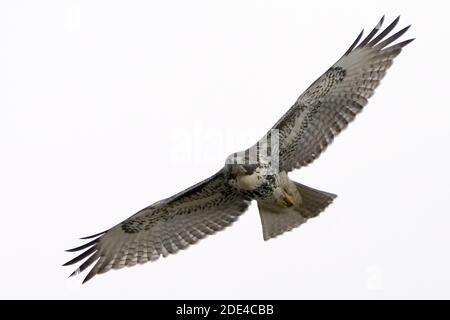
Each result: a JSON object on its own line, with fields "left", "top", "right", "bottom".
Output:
{"left": 64, "top": 170, "right": 250, "bottom": 283}
{"left": 274, "top": 16, "right": 414, "bottom": 172}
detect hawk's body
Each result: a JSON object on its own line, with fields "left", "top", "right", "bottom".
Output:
{"left": 65, "top": 16, "right": 414, "bottom": 283}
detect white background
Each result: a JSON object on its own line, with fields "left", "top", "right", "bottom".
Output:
{"left": 1, "top": 0, "right": 449, "bottom": 299}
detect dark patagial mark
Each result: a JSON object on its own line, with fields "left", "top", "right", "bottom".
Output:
{"left": 328, "top": 66, "right": 346, "bottom": 82}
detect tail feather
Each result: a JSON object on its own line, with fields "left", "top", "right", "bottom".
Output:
{"left": 294, "top": 182, "right": 337, "bottom": 218}
{"left": 257, "top": 182, "right": 336, "bottom": 241}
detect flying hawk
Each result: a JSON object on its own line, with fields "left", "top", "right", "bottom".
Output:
{"left": 64, "top": 16, "right": 413, "bottom": 283}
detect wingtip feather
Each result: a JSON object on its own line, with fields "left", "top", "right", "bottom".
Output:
{"left": 66, "top": 238, "right": 99, "bottom": 252}
{"left": 82, "top": 267, "right": 99, "bottom": 284}
{"left": 63, "top": 246, "right": 96, "bottom": 266}
{"left": 377, "top": 15, "right": 385, "bottom": 29}
{"left": 357, "top": 16, "right": 386, "bottom": 48}
{"left": 368, "top": 16, "right": 401, "bottom": 47}
{"left": 80, "top": 230, "right": 107, "bottom": 240}
{"left": 82, "top": 275, "right": 93, "bottom": 284}
{"left": 69, "top": 269, "right": 81, "bottom": 277}
{"left": 376, "top": 24, "right": 412, "bottom": 49}
{"left": 344, "top": 29, "right": 364, "bottom": 55}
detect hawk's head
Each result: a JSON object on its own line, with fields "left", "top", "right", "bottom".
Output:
{"left": 224, "top": 152, "right": 263, "bottom": 191}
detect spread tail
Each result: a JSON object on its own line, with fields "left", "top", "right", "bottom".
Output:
{"left": 257, "top": 182, "right": 337, "bottom": 241}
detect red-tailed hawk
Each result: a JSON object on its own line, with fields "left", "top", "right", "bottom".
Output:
{"left": 64, "top": 16, "right": 413, "bottom": 283}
